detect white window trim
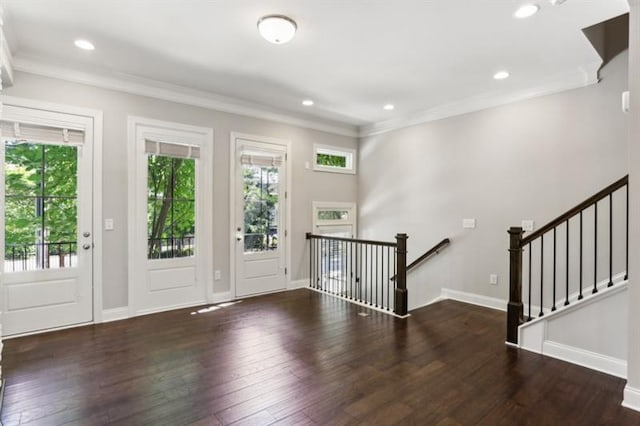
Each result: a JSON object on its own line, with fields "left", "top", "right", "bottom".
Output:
{"left": 313, "top": 144, "right": 356, "bottom": 174}
{"left": 312, "top": 201, "right": 357, "bottom": 237}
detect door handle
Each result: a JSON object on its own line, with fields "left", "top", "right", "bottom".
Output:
{"left": 82, "top": 243, "right": 91, "bottom": 250}
{"left": 83, "top": 231, "right": 91, "bottom": 238}
{"left": 236, "top": 232, "right": 243, "bottom": 242}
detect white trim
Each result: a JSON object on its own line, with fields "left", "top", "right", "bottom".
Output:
{"left": 313, "top": 144, "right": 357, "bottom": 174}
{"left": 543, "top": 340, "right": 627, "bottom": 379}
{"left": 623, "top": 385, "right": 640, "bottom": 412}
{"left": 520, "top": 275, "right": 628, "bottom": 329}
{"left": 209, "top": 291, "right": 234, "bottom": 304}
{"left": 306, "top": 286, "right": 410, "bottom": 318}
{"left": 359, "top": 61, "right": 601, "bottom": 137}
{"left": 134, "top": 300, "right": 208, "bottom": 317}
{"left": 288, "top": 279, "right": 309, "bottom": 290}
{"left": 2, "top": 321, "right": 93, "bottom": 339}
{"left": 229, "top": 132, "right": 292, "bottom": 299}
{"left": 440, "top": 288, "right": 507, "bottom": 311}
{"left": 127, "top": 116, "right": 214, "bottom": 316}
{"left": 0, "top": 96, "right": 104, "bottom": 325}
{"left": 12, "top": 56, "right": 358, "bottom": 138}
{"left": 101, "top": 307, "right": 129, "bottom": 323}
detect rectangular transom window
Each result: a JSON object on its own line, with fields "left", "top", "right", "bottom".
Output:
{"left": 313, "top": 144, "right": 356, "bottom": 174}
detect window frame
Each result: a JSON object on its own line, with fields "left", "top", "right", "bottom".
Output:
{"left": 313, "top": 144, "right": 356, "bottom": 174}
{"left": 312, "top": 201, "right": 357, "bottom": 237}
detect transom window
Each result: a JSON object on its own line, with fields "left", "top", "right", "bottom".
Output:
{"left": 313, "top": 144, "right": 356, "bottom": 174}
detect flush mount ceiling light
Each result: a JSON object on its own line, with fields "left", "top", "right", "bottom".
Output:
{"left": 514, "top": 4, "right": 540, "bottom": 18}
{"left": 549, "top": 0, "right": 567, "bottom": 5}
{"left": 257, "top": 15, "right": 297, "bottom": 44}
{"left": 302, "top": 99, "right": 314, "bottom": 106}
{"left": 493, "top": 70, "right": 510, "bottom": 80}
{"left": 74, "top": 39, "right": 95, "bottom": 50}
{"left": 383, "top": 104, "right": 395, "bottom": 111}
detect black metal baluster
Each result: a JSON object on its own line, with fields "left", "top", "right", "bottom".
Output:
{"left": 12, "top": 247, "right": 16, "bottom": 272}
{"left": 608, "top": 192, "right": 613, "bottom": 287}
{"left": 594, "top": 203, "right": 598, "bottom": 294}
{"left": 350, "top": 241, "right": 353, "bottom": 299}
{"left": 364, "top": 244, "right": 369, "bottom": 302}
{"left": 369, "top": 244, "right": 373, "bottom": 305}
{"left": 552, "top": 228, "right": 557, "bottom": 311}
{"left": 376, "top": 245, "right": 379, "bottom": 307}
{"left": 579, "top": 211, "right": 584, "bottom": 300}
{"left": 540, "top": 235, "right": 544, "bottom": 317}
{"left": 59, "top": 242, "right": 63, "bottom": 267}
{"left": 309, "top": 236, "right": 313, "bottom": 288}
{"left": 626, "top": 185, "right": 629, "bottom": 280}
{"left": 387, "top": 246, "right": 391, "bottom": 310}
{"left": 565, "top": 220, "right": 570, "bottom": 306}
{"left": 392, "top": 248, "right": 396, "bottom": 311}
{"left": 528, "top": 242, "right": 532, "bottom": 321}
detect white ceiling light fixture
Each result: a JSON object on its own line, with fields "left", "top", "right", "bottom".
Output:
{"left": 302, "top": 99, "right": 314, "bottom": 106}
{"left": 74, "top": 39, "right": 95, "bottom": 50}
{"left": 493, "top": 70, "right": 510, "bottom": 80}
{"left": 383, "top": 104, "right": 395, "bottom": 111}
{"left": 257, "top": 15, "right": 297, "bottom": 44}
{"left": 549, "top": 0, "right": 567, "bottom": 5}
{"left": 514, "top": 4, "right": 540, "bottom": 18}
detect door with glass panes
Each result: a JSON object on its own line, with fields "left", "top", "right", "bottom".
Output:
{"left": 1, "top": 105, "right": 94, "bottom": 336}
{"left": 234, "top": 138, "right": 287, "bottom": 297}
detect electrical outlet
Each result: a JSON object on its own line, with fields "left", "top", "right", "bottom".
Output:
{"left": 463, "top": 218, "right": 476, "bottom": 229}
{"left": 489, "top": 274, "right": 498, "bottom": 285}
{"left": 214, "top": 270, "right": 221, "bottom": 280}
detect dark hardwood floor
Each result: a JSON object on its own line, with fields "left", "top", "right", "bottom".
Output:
{"left": 2, "top": 289, "right": 639, "bottom": 425}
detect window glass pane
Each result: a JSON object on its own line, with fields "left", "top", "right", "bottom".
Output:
{"left": 316, "top": 152, "right": 347, "bottom": 168}
{"left": 317, "top": 210, "right": 349, "bottom": 221}
{"left": 4, "top": 141, "right": 78, "bottom": 272}
{"left": 147, "top": 155, "right": 196, "bottom": 259}
{"left": 243, "top": 165, "right": 279, "bottom": 253}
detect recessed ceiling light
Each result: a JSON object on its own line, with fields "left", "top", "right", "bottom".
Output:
{"left": 514, "top": 4, "right": 540, "bottom": 18}
{"left": 74, "top": 39, "right": 95, "bottom": 50}
{"left": 383, "top": 104, "right": 395, "bottom": 111}
{"left": 493, "top": 70, "right": 510, "bottom": 80}
{"left": 302, "top": 99, "right": 314, "bottom": 106}
{"left": 257, "top": 15, "right": 297, "bottom": 44}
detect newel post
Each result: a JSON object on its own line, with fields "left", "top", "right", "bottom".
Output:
{"left": 507, "top": 227, "right": 524, "bottom": 345}
{"left": 394, "top": 233, "right": 409, "bottom": 316}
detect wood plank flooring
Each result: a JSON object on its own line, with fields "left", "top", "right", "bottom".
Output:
{"left": 2, "top": 289, "right": 639, "bottom": 425}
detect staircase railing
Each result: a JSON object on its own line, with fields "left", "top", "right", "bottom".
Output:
{"left": 391, "top": 238, "right": 450, "bottom": 281}
{"left": 507, "top": 175, "right": 629, "bottom": 344}
{"left": 306, "top": 233, "right": 409, "bottom": 315}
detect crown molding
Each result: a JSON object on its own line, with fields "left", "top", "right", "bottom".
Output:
{"left": 11, "top": 56, "right": 358, "bottom": 138}
{"left": 359, "top": 61, "right": 602, "bottom": 138}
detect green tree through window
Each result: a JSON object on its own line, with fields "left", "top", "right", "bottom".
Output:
{"left": 147, "top": 155, "right": 196, "bottom": 259}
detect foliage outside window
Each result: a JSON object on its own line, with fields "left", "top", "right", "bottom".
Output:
{"left": 4, "top": 141, "right": 78, "bottom": 272}
{"left": 313, "top": 145, "right": 356, "bottom": 174}
{"left": 243, "top": 165, "right": 279, "bottom": 253}
{"left": 317, "top": 210, "right": 349, "bottom": 221}
{"left": 147, "top": 155, "right": 195, "bottom": 259}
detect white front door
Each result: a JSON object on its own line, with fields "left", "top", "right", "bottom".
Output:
{"left": 234, "top": 137, "right": 287, "bottom": 297}
{"left": 1, "top": 105, "right": 94, "bottom": 336}
{"left": 129, "top": 117, "right": 213, "bottom": 315}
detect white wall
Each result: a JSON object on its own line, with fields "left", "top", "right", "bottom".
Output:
{"left": 2, "top": 71, "right": 359, "bottom": 310}
{"left": 625, "top": 0, "right": 640, "bottom": 410}
{"left": 359, "top": 51, "right": 629, "bottom": 308}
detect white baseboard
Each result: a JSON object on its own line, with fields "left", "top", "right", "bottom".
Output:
{"left": 623, "top": 385, "right": 640, "bottom": 412}
{"left": 543, "top": 340, "right": 627, "bottom": 379}
{"left": 134, "top": 299, "right": 208, "bottom": 317}
{"left": 409, "top": 296, "right": 444, "bottom": 312}
{"left": 289, "top": 279, "right": 309, "bottom": 290}
{"left": 440, "top": 288, "right": 507, "bottom": 312}
{"left": 101, "top": 307, "right": 129, "bottom": 323}
{"left": 209, "top": 291, "right": 234, "bottom": 303}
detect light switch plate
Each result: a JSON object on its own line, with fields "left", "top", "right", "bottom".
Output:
{"left": 522, "top": 220, "right": 535, "bottom": 232}
{"left": 489, "top": 274, "right": 498, "bottom": 285}
{"left": 214, "top": 270, "right": 221, "bottom": 280}
{"left": 104, "top": 218, "right": 114, "bottom": 231}
{"left": 463, "top": 218, "right": 476, "bottom": 229}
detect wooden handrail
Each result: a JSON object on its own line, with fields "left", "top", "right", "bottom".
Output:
{"left": 521, "top": 175, "right": 628, "bottom": 246}
{"left": 305, "top": 232, "right": 397, "bottom": 247}
{"left": 391, "top": 238, "right": 450, "bottom": 280}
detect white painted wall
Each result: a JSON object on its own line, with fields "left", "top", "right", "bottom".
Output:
{"left": 624, "top": 0, "right": 640, "bottom": 411}
{"left": 1, "top": 71, "right": 359, "bottom": 310}
{"left": 359, "top": 51, "right": 629, "bottom": 309}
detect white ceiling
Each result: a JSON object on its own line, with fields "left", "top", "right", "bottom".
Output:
{"left": 1, "top": 0, "right": 630, "bottom": 134}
